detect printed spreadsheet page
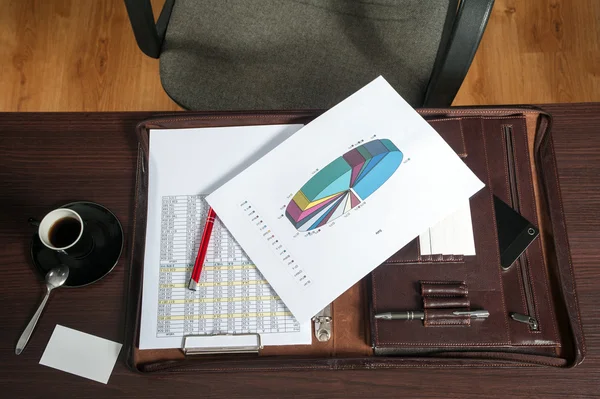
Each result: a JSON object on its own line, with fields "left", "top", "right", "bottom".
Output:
{"left": 139, "top": 124, "right": 311, "bottom": 350}
{"left": 207, "top": 77, "right": 485, "bottom": 321}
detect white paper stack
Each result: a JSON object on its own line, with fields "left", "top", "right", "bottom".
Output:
{"left": 419, "top": 200, "right": 476, "bottom": 256}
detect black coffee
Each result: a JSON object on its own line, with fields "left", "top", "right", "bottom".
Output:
{"left": 49, "top": 217, "right": 81, "bottom": 248}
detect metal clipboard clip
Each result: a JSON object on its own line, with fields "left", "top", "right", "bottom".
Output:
{"left": 182, "top": 333, "right": 263, "bottom": 355}
{"left": 312, "top": 304, "right": 332, "bottom": 342}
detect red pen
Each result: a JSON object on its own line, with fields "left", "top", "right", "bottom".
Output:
{"left": 188, "top": 207, "right": 216, "bottom": 291}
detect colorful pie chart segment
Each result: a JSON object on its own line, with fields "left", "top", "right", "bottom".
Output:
{"left": 285, "top": 139, "right": 403, "bottom": 232}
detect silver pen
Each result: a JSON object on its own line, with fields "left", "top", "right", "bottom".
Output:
{"left": 374, "top": 310, "right": 490, "bottom": 320}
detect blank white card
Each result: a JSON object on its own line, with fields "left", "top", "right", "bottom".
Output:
{"left": 39, "top": 325, "right": 122, "bottom": 384}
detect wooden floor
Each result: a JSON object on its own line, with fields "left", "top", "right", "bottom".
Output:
{"left": 0, "top": 0, "right": 598, "bottom": 111}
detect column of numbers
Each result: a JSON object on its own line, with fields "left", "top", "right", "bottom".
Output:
{"left": 157, "top": 195, "right": 302, "bottom": 339}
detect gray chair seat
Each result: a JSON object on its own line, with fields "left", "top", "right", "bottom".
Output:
{"left": 159, "top": 0, "right": 450, "bottom": 110}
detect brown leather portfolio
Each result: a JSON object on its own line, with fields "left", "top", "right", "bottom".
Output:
{"left": 125, "top": 107, "right": 585, "bottom": 373}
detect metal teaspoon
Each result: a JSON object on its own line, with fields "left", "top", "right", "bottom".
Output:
{"left": 15, "top": 265, "right": 69, "bottom": 355}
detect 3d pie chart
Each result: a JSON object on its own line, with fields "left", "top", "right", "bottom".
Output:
{"left": 285, "top": 139, "right": 403, "bottom": 232}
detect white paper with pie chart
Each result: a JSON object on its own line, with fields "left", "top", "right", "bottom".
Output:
{"left": 207, "top": 76, "right": 485, "bottom": 321}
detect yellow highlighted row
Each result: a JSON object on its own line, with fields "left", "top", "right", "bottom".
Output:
{"left": 159, "top": 311, "right": 293, "bottom": 320}
{"left": 159, "top": 295, "right": 280, "bottom": 304}
{"left": 160, "top": 280, "right": 267, "bottom": 289}
{"left": 159, "top": 265, "right": 256, "bottom": 273}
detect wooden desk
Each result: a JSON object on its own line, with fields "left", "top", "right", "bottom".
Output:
{"left": 0, "top": 104, "right": 598, "bottom": 398}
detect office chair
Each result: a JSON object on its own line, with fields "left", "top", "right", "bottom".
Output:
{"left": 125, "top": 0, "right": 494, "bottom": 109}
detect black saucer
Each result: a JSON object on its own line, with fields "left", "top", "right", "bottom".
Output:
{"left": 31, "top": 201, "right": 124, "bottom": 287}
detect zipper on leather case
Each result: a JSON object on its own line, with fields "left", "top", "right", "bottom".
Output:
{"left": 503, "top": 125, "right": 539, "bottom": 331}
{"left": 510, "top": 312, "right": 539, "bottom": 330}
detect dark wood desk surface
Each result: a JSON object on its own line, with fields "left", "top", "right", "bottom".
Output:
{"left": 1, "top": 104, "right": 598, "bottom": 398}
